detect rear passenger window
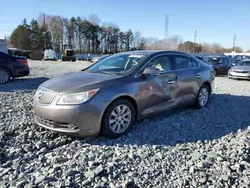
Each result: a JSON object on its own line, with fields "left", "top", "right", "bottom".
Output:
{"left": 174, "top": 56, "right": 199, "bottom": 70}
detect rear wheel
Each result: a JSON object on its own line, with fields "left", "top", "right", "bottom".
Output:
{"left": 101, "top": 99, "right": 136, "bottom": 138}
{"left": 0, "top": 68, "right": 11, "bottom": 84}
{"left": 193, "top": 84, "right": 210, "bottom": 109}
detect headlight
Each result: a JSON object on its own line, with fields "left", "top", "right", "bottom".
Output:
{"left": 57, "top": 89, "right": 99, "bottom": 105}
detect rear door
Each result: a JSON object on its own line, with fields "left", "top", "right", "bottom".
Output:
{"left": 171, "top": 55, "right": 201, "bottom": 103}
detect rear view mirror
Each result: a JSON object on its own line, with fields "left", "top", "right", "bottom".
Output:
{"left": 142, "top": 67, "right": 160, "bottom": 75}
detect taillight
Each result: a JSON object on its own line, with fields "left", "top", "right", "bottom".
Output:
{"left": 17, "top": 59, "right": 28, "bottom": 65}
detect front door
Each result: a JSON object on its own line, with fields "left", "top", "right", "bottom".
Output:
{"left": 138, "top": 55, "right": 179, "bottom": 116}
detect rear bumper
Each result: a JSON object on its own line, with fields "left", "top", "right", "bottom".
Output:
{"left": 12, "top": 66, "right": 30, "bottom": 77}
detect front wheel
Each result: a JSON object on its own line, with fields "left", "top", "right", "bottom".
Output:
{"left": 193, "top": 84, "right": 210, "bottom": 109}
{"left": 101, "top": 99, "right": 136, "bottom": 138}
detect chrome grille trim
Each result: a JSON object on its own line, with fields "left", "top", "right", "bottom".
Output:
{"left": 35, "top": 87, "right": 57, "bottom": 105}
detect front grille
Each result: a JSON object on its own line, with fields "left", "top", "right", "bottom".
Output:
{"left": 35, "top": 90, "right": 57, "bottom": 104}
{"left": 235, "top": 71, "right": 248, "bottom": 73}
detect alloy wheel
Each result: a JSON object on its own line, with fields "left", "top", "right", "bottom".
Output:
{"left": 109, "top": 104, "right": 132, "bottom": 134}
{"left": 0, "top": 69, "right": 10, "bottom": 84}
{"left": 199, "top": 87, "right": 209, "bottom": 107}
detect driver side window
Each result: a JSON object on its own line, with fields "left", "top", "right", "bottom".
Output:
{"left": 147, "top": 55, "right": 172, "bottom": 72}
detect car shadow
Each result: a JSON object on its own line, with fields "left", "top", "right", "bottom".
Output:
{"left": 0, "top": 77, "right": 49, "bottom": 92}
{"left": 80, "top": 93, "right": 250, "bottom": 146}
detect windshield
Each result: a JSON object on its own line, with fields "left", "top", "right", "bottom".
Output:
{"left": 87, "top": 53, "right": 145, "bottom": 75}
{"left": 239, "top": 61, "right": 250, "bottom": 66}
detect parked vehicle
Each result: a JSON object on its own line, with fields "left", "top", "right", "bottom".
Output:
{"left": 61, "top": 45, "right": 76, "bottom": 62}
{"left": 0, "top": 51, "right": 30, "bottom": 84}
{"left": 195, "top": 56, "right": 207, "bottom": 63}
{"left": 44, "top": 49, "right": 57, "bottom": 61}
{"left": 0, "top": 39, "right": 7, "bottom": 54}
{"left": 228, "top": 59, "right": 250, "bottom": 80}
{"left": 33, "top": 50, "right": 215, "bottom": 138}
{"left": 92, "top": 54, "right": 111, "bottom": 63}
{"left": 207, "top": 56, "right": 231, "bottom": 75}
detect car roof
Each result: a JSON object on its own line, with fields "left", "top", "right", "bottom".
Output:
{"left": 207, "top": 56, "right": 227, "bottom": 58}
{"left": 118, "top": 50, "right": 190, "bottom": 56}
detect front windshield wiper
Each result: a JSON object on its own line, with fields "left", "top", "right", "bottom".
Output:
{"left": 91, "top": 69, "right": 118, "bottom": 75}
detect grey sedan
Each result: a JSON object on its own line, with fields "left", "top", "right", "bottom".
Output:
{"left": 33, "top": 51, "right": 215, "bottom": 138}
{"left": 228, "top": 59, "right": 250, "bottom": 80}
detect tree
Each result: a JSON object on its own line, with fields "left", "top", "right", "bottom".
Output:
{"left": 132, "top": 31, "right": 146, "bottom": 50}
{"left": 10, "top": 19, "right": 31, "bottom": 50}
{"left": 166, "top": 35, "right": 183, "bottom": 50}
{"left": 30, "top": 19, "right": 43, "bottom": 49}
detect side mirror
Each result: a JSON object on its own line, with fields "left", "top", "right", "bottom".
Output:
{"left": 142, "top": 67, "right": 160, "bottom": 76}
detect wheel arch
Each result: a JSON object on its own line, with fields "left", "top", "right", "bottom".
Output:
{"left": 202, "top": 81, "right": 212, "bottom": 93}
{"left": 0, "top": 66, "right": 12, "bottom": 77}
{"left": 100, "top": 95, "right": 139, "bottom": 125}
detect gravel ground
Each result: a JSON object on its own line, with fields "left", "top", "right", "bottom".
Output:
{"left": 0, "top": 60, "right": 249, "bottom": 188}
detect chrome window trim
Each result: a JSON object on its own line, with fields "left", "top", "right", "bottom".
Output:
{"left": 135, "top": 53, "right": 200, "bottom": 77}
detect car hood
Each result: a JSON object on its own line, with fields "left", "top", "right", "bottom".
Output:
{"left": 40, "top": 71, "right": 120, "bottom": 94}
{"left": 231, "top": 66, "right": 250, "bottom": 71}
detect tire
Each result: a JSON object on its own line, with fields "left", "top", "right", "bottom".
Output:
{"left": 193, "top": 84, "right": 210, "bottom": 109}
{"left": 0, "top": 68, "right": 11, "bottom": 84}
{"left": 101, "top": 99, "right": 136, "bottom": 138}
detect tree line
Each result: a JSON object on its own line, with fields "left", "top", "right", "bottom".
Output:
{"left": 10, "top": 13, "right": 146, "bottom": 54}
{"left": 9, "top": 13, "right": 245, "bottom": 54}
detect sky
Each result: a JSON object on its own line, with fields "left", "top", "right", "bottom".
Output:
{"left": 0, "top": 0, "right": 249, "bottom": 51}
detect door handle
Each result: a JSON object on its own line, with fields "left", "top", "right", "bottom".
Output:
{"left": 167, "top": 80, "right": 176, "bottom": 84}
{"left": 196, "top": 74, "right": 201, "bottom": 78}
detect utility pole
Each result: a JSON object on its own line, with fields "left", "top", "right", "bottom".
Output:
{"left": 193, "top": 29, "right": 197, "bottom": 53}
{"left": 43, "top": 14, "right": 46, "bottom": 50}
{"left": 233, "top": 34, "right": 236, "bottom": 51}
{"left": 165, "top": 15, "right": 168, "bottom": 50}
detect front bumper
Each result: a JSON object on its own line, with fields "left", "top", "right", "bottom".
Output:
{"left": 33, "top": 97, "right": 108, "bottom": 137}
{"left": 228, "top": 72, "right": 250, "bottom": 80}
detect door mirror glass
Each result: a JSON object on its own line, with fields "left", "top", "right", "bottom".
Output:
{"left": 142, "top": 67, "right": 160, "bottom": 75}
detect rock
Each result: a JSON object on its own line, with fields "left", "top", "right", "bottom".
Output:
{"left": 189, "top": 166, "right": 195, "bottom": 173}
{"left": 221, "top": 175, "right": 229, "bottom": 181}
{"left": 35, "top": 175, "right": 45, "bottom": 184}
{"left": 190, "top": 152, "right": 202, "bottom": 161}
{"left": 85, "top": 170, "right": 95, "bottom": 179}
{"left": 94, "top": 166, "right": 104, "bottom": 176}
{"left": 101, "top": 176, "right": 108, "bottom": 183}
{"left": 199, "top": 177, "right": 207, "bottom": 184}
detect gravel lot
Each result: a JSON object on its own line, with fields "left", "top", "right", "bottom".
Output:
{"left": 0, "top": 60, "right": 249, "bottom": 188}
